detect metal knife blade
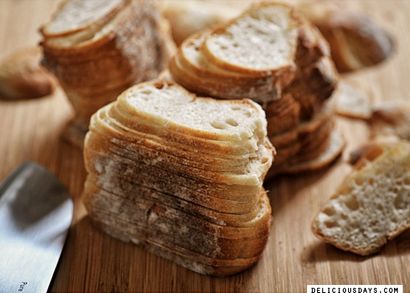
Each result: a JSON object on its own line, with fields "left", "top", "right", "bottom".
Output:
{"left": 0, "top": 162, "right": 73, "bottom": 293}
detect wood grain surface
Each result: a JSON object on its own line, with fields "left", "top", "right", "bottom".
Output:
{"left": 0, "top": 0, "right": 409, "bottom": 292}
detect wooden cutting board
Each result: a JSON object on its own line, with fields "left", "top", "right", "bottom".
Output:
{"left": 0, "top": 0, "right": 409, "bottom": 292}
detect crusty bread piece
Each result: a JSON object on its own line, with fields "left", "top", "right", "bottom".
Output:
{"left": 202, "top": 2, "right": 299, "bottom": 75}
{"left": 170, "top": 32, "right": 293, "bottom": 103}
{"left": 115, "top": 80, "right": 267, "bottom": 145}
{"left": 0, "top": 47, "right": 55, "bottom": 100}
{"left": 312, "top": 142, "right": 410, "bottom": 255}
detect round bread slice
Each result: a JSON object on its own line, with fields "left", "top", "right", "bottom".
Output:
{"left": 114, "top": 80, "right": 268, "bottom": 146}
{"left": 202, "top": 2, "right": 300, "bottom": 76}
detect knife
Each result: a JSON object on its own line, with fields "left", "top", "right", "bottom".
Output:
{"left": 0, "top": 162, "right": 73, "bottom": 293}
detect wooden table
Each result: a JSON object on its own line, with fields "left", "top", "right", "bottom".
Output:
{"left": 1, "top": 0, "right": 409, "bottom": 292}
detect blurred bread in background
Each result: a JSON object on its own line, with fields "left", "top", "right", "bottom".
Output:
{"left": 40, "top": 0, "right": 175, "bottom": 147}
{"left": 0, "top": 46, "right": 55, "bottom": 100}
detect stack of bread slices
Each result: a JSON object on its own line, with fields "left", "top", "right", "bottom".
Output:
{"left": 40, "top": 0, "right": 175, "bottom": 146}
{"left": 82, "top": 80, "right": 274, "bottom": 276}
{"left": 169, "top": 2, "right": 345, "bottom": 176}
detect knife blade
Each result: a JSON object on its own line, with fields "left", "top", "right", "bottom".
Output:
{"left": 0, "top": 162, "right": 73, "bottom": 293}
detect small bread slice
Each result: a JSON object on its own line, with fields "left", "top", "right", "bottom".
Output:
{"left": 312, "top": 141, "right": 410, "bottom": 255}
{"left": 41, "top": 0, "right": 127, "bottom": 38}
{"left": 202, "top": 2, "right": 300, "bottom": 76}
{"left": 170, "top": 33, "right": 290, "bottom": 102}
{"left": 114, "top": 80, "right": 268, "bottom": 149}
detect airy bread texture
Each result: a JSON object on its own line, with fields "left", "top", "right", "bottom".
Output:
{"left": 40, "top": 0, "right": 175, "bottom": 147}
{"left": 42, "top": 0, "right": 126, "bottom": 37}
{"left": 202, "top": 3, "right": 299, "bottom": 74}
{"left": 312, "top": 142, "right": 410, "bottom": 255}
{"left": 83, "top": 80, "right": 274, "bottom": 276}
{"left": 0, "top": 47, "right": 55, "bottom": 100}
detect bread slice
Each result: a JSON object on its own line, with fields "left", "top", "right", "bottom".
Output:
{"left": 41, "top": 0, "right": 127, "bottom": 37}
{"left": 170, "top": 33, "right": 290, "bottom": 102}
{"left": 93, "top": 105, "right": 262, "bottom": 163}
{"left": 202, "top": 2, "right": 299, "bottom": 75}
{"left": 113, "top": 80, "right": 268, "bottom": 148}
{"left": 312, "top": 141, "right": 410, "bottom": 255}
